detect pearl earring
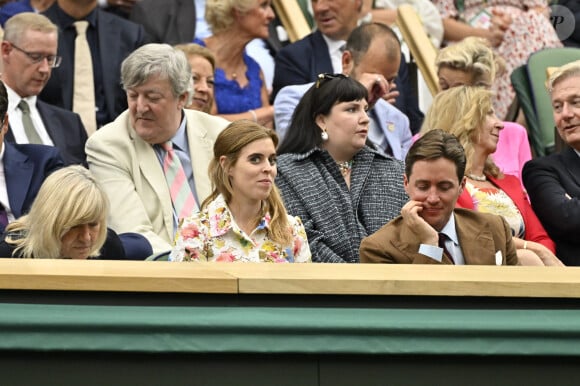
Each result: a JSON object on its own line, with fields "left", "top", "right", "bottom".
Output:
{"left": 321, "top": 130, "right": 329, "bottom": 141}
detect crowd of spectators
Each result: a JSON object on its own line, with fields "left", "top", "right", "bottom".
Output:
{"left": 0, "top": 0, "right": 578, "bottom": 267}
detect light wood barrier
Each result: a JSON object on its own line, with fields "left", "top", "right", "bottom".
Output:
{"left": 272, "top": 0, "right": 311, "bottom": 43}
{"left": 2, "top": 259, "right": 580, "bottom": 297}
{"left": 396, "top": 4, "right": 439, "bottom": 96}
{"left": 2, "top": 259, "right": 580, "bottom": 385}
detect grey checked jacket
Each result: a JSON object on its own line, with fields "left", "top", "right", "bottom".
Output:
{"left": 276, "top": 146, "right": 408, "bottom": 263}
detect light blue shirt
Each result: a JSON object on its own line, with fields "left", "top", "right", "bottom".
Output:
{"left": 274, "top": 82, "right": 412, "bottom": 160}
{"left": 418, "top": 214, "right": 465, "bottom": 265}
{"left": 194, "top": 0, "right": 211, "bottom": 39}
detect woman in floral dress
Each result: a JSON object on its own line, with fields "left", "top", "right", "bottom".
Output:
{"left": 422, "top": 85, "right": 563, "bottom": 266}
{"left": 433, "top": 0, "right": 562, "bottom": 119}
{"left": 169, "top": 120, "right": 311, "bottom": 263}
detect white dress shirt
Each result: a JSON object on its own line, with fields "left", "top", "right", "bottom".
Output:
{"left": 5, "top": 86, "right": 53, "bottom": 146}
{"left": 322, "top": 34, "right": 346, "bottom": 74}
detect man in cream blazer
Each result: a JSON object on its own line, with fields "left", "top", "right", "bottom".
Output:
{"left": 360, "top": 129, "right": 518, "bottom": 265}
{"left": 86, "top": 44, "right": 229, "bottom": 254}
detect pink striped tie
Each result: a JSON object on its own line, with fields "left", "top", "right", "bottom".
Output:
{"left": 161, "top": 141, "right": 197, "bottom": 220}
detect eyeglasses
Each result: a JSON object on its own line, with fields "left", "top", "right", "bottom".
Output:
{"left": 9, "top": 43, "right": 62, "bottom": 68}
{"left": 315, "top": 73, "right": 348, "bottom": 88}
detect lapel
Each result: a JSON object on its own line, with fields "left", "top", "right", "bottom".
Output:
{"left": 391, "top": 222, "right": 453, "bottom": 264}
{"left": 561, "top": 147, "right": 580, "bottom": 188}
{"left": 4, "top": 142, "right": 33, "bottom": 218}
{"left": 370, "top": 101, "right": 400, "bottom": 159}
{"left": 186, "top": 111, "right": 214, "bottom": 202}
{"left": 36, "top": 101, "right": 61, "bottom": 147}
{"left": 129, "top": 126, "right": 174, "bottom": 238}
{"left": 349, "top": 148, "right": 373, "bottom": 210}
{"left": 311, "top": 31, "right": 334, "bottom": 78}
{"left": 455, "top": 211, "right": 497, "bottom": 265}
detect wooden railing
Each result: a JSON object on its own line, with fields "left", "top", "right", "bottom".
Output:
{"left": 2, "top": 258, "right": 580, "bottom": 298}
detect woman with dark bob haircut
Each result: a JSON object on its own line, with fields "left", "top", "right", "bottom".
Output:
{"left": 276, "top": 74, "right": 408, "bottom": 263}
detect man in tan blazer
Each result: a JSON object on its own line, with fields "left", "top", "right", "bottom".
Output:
{"left": 86, "top": 44, "right": 229, "bottom": 254}
{"left": 360, "top": 129, "right": 518, "bottom": 265}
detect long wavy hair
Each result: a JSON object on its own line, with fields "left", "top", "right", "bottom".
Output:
{"left": 204, "top": 120, "right": 293, "bottom": 247}
{"left": 6, "top": 166, "right": 109, "bottom": 258}
{"left": 421, "top": 86, "right": 502, "bottom": 178}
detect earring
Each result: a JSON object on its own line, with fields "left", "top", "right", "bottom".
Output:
{"left": 321, "top": 130, "right": 329, "bottom": 141}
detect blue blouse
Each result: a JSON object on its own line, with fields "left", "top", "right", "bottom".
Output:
{"left": 194, "top": 38, "right": 263, "bottom": 114}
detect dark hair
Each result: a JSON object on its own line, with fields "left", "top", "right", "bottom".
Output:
{"left": 405, "top": 129, "right": 466, "bottom": 182}
{"left": 277, "top": 74, "right": 368, "bottom": 155}
{"left": 346, "top": 22, "right": 400, "bottom": 65}
{"left": 0, "top": 81, "right": 8, "bottom": 122}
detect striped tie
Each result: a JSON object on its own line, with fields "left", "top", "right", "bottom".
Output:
{"left": 161, "top": 141, "right": 197, "bottom": 220}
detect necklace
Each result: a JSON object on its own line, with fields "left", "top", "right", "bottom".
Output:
{"left": 337, "top": 160, "right": 354, "bottom": 176}
{"left": 466, "top": 173, "right": 487, "bottom": 181}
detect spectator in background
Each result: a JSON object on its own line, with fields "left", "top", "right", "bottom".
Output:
{"left": 274, "top": 23, "right": 411, "bottom": 160}
{"left": 170, "top": 120, "right": 311, "bottom": 263}
{"left": 0, "top": 79, "right": 64, "bottom": 234}
{"left": 175, "top": 43, "right": 215, "bottom": 114}
{"left": 523, "top": 60, "right": 580, "bottom": 266}
{"left": 86, "top": 44, "right": 229, "bottom": 253}
{"left": 0, "top": 0, "right": 55, "bottom": 27}
{"left": 276, "top": 74, "right": 407, "bottom": 263}
{"left": 1, "top": 13, "right": 87, "bottom": 166}
{"left": 272, "top": 0, "right": 424, "bottom": 134}
{"left": 40, "top": 0, "right": 145, "bottom": 131}
{"left": 129, "top": 0, "right": 196, "bottom": 44}
{"left": 433, "top": 36, "right": 531, "bottom": 182}
{"left": 433, "top": 0, "right": 562, "bottom": 120}
{"left": 422, "top": 86, "right": 561, "bottom": 266}
{"left": 194, "top": 0, "right": 275, "bottom": 127}
{"left": 360, "top": 129, "right": 518, "bottom": 265}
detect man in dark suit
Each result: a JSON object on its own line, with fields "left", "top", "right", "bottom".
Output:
{"left": 360, "top": 129, "right": 518, "bottom": 265}
{"left": 523, "top": 60, "right": 580, "bottom": 266}
{"left": 272, "top": 0, "right": 424, "bottom": 133}
{"left": 129, "top": 0, "right": 195, "bottom": 45}
{"left": 0, "top": 80, "right": 64, "bottom": 234}
{"left": 40, "top": 0, "right": 145, "bottom": 129}
{"left": 1, "top": 12, "right": 87, "bottom": 166}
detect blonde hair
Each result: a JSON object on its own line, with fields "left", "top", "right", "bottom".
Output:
{"left": 3, "top": 12, "right": 57, "bottom": 45}
{"left": 547, "top": 59, "right": 580, "bottom": 92}
{"left": 174, "top": 43, "right": 216, "bottom": 71}
{"left": 204, "top": 120, "right": 293, "bottom": 247}
{"left": 6, "top": 166, "right": 109, "bottom": 259}
{"left": 205, "top": 0, "right": 258, "bottom": 34}
{"left": 421, "top": 86, "right": 501, "bottom": 177}
{"left": 436, "top": 37, "right": 505, "bottom": 88}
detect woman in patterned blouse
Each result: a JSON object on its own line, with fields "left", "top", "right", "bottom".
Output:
{"left": 422, "top": 86, "right": 562, "bottom": 266}
{"left": 169, "top": 120, "right": 311, "bottom": 263}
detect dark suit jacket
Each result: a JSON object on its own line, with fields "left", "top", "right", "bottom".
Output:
{"left": 271, "top": 30, "right": 424, "bottom": 132}
{"left": 1, "top": 142, "right": 64, "bottom": 233}
{"left": 129, "top": 0, "right": 195, "bottom": 45}
{"left": 6, "top": 100, "right": 87, "bottom": 166}
{"left": 360, "top": 208, "right": 518, "bottom": 265}
{"left": 40, "top": 5, "right": 145, "bottom": 125}
{"left": 456, "top": 173, "right": 555, "bottom": 253}
{"left": 523, "top": 147, "right": 580, "bottom": 265}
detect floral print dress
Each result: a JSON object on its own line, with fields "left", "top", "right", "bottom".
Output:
{"left": 169, "top": 194, "right": 311, "bottom": 263}
{"left": 433, "top": 0, "right": 562, "bottom": 119}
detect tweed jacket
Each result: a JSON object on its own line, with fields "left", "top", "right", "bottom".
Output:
{"left": 276, "top": 146, "right": 408, "bottom": 263}
{"left": 359, "top": 208, "right": 519, "bottom": 265}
